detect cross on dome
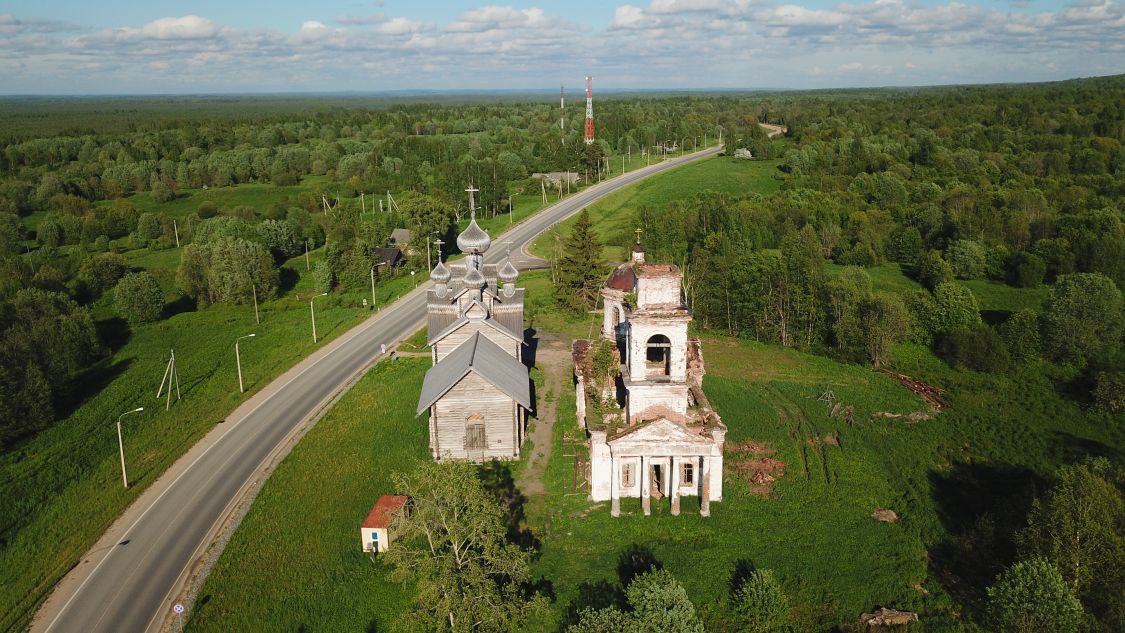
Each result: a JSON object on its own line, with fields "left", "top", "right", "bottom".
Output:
{"left": 465, "top": 185, "right": 479, "bottom": 219}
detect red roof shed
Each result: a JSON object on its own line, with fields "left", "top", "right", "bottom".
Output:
{"left": 362, "top": 495, "right": 408, "bottom": 529}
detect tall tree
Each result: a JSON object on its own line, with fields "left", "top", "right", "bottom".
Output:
{"left": 1017, "top": 459, "right": 1125, "bottom": 602}
{"left": 553, "top": 209, "right": 603, "bottom": 314}
{"left": 384, "top": 462, "right": 544, "bottom": 633}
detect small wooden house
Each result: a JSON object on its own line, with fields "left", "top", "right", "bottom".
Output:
{"left": 361, "top": 495, "right": 407, "bottom": 553}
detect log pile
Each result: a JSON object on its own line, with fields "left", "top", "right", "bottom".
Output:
{"left": 877, "top": 369, "right": 947, "bottom": 409}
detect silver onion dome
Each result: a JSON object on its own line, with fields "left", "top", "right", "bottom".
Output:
{"left": 498, "top": 259, "right": 519, "bottom": 284}
{"left": 429, "top": 259, "right": 451, "bottom": 283}
{"left": 463, "top": 266, "right": 486, "bottom": 288}
{"left": 456, "top": 217, "right": 491, "bottom": 254}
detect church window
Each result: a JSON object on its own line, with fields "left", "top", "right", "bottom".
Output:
{"left": 621, "top": 462, "right": 635, "bottom": 488}
{"left": 680, "top": 461, "right": 695, "bottom": 486}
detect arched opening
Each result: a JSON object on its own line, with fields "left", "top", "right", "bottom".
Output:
{"left": 645, "top": 334, "right": 671, "bottom": 377}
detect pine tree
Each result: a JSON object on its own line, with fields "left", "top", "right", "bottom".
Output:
{"left": 553, "top": 209, "right": 603, "bottom": 314}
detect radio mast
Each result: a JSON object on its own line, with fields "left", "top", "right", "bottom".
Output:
{"left": 584, "top": 76, "right": 594, "bottom": 145}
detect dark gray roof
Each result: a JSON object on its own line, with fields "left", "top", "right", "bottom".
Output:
{"left": 416, "top": 332, "right": 531, "bottom": 416}
{"left": 375, "top": 247, "right": 405, "bottom": 267}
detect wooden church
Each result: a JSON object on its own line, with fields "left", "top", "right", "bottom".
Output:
{"left": 415, "top": 187, "right": 530, "bottom": 461}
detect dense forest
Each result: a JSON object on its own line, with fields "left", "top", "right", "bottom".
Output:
{"left": 635, "top": 77, "right": 1124, "bottom": 390}
{"left": 1, "top": 77, "right": 1123, "bottom": 632}
{"left": 0, "top": 94, "right": 767, "bottom": 449}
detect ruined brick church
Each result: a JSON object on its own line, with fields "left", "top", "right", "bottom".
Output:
{"left": 573, "top": 234, "right": 726, "bottom": 516}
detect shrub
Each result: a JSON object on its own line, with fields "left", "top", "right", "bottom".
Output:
{"left": 136, "top": 212, "right": 162, "bottom": 243}
{"left": 312, "top": 260, "right": 334, "bottom": 293}
{"left": 114, "top": 271, "right": 164, "bottom": 324}
{"left": 197, "top": 201, "right": 218, "bottom": 219}
{"left": 732, "top": 569, "right": 791, "bottom": 633}
{"left": 1042, "top": 272, "right": 1123, "bottom": 365}
{"left": 947, "top": 239, "right": 988, "bottom": 279}
{"left": 256, "top": 219, "right": 303, "bottom": 259}
{"left": 937, "top": 324, "right": 1011, "bottom": 373}
{"left": 917, "top": 249, "right": 953, "bottom": 290}
{"left": 932, "top": 282, "right": 981, "bottom": 334}
{"left": 1093, "top": 371, "right": 1125, "bottom": 413}
{"left": 1008, "top": 251, "right": 1046, "bottom": 288}
{"left": 987, "top": 558, "right": 1085, "bottom": 633}
{"left": 999, "top": 310, "right": 1041, "bottom": 363}
{"left": 79, "top": 253, "right": 129, "bottom": 295}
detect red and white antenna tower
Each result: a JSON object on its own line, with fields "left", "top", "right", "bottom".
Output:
{"left": 584, "top": 76, "right": 594, "bottom": 145}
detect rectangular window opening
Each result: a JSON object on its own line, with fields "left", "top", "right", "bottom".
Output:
{"left": 680, "top": 461, "right": 695, "bottom": 486}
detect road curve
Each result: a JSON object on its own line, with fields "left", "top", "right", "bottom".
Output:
{"left": 33, "top": 145, "right": 721, "bottom": 633}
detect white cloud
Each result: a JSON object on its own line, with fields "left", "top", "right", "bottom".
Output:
{"left": 0, "top": 1, "right": 1122, "bottom": 93}
{"left": 139, "top": 15, "right": 219, "bottom": 40}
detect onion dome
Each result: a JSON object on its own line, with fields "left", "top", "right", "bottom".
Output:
{"left": 456, "top": 217, "right": 491, "bottom": 254}
{"left": 498, "top": 259, "right": 519, "bottom": 284}
{"left": 463, "top": 267, "right": 486, "bottom": 288}
{"left": 429, "top": 259, "right": 451, "bottom": 283}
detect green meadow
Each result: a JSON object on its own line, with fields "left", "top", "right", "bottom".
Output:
{"left": 529, "top": 155, "right": 782, "bottom": 261}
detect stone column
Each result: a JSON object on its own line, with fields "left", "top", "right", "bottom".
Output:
{"left": 611, "top": 456, "right": 620, "bottom": 517}
{"left": 670, "top": 457, "right": 681, "bottom": 516}
{"left": 700, "top": 456, "right": 711, "bottom": 517}
{"left": 641, "top": 455, "right": 651, "bottom": 516}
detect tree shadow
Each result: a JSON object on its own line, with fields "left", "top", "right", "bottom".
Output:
{"left": 1049, "top": 431, "right": 1120, "bottom": 463}
{"left": 163, "top": 293, "right": 197, "bottom": 319}
{"left": 560, "top": 543, "right": 665, "bottom": 630}
{"left": 728, "top": 558, "right": 757, "bottom": 596}
{"left": 279, "top": 267, "right": 300, "bottom": 293}
{"left": 477, "top": 461, "right": 540, "bottom": 551}
{"left": 616, "top": 543, "right": 663, "bottom": 587}
{"left": 562, "top": 579, "right": 625, "bottom": 629}
{"left": 927, "top": 462, "right": 1044, "bottom": 616}
{"left": 55, "top": 358, "right": 134, "bottom": 421}
{"left": 95, "top": 316, "right": 131, "bottom": 352}
{"left": 980, "top": 309, "right": 1011, "bottom": 327}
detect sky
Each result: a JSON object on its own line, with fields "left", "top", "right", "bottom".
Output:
{"left": 0, "top": 0, "right": 1122, "bottom": 94}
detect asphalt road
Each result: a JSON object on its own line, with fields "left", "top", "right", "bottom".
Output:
{"left": 34, "top": 145, "right": 721, "bottom": 633}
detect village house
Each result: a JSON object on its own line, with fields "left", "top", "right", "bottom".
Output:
{"left": 415, "top": 187, "right": 530, "bottom": 461}
{"left": 573, "top": 234, "right": 726, "bottom": 516}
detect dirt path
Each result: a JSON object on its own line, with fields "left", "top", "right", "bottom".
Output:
{"left": 517, "top": 334, "right": 572, "bottom": 497}
{"left": 759, "top": 122, "right": 787, "bottom": 138}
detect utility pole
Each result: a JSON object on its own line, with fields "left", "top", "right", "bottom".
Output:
{"left": 156, "top": 349, "right": 181, "bottom": 410}
{"left": 235, "top": 333, "right": 255, "bottom": 393}
{"left": 252, "top": 282, "right": 260, "bottom": 325}
{"left": 370, "top": 262, "right": 387, "bottom": 308}
{"left": 304, "top": 240, "right": 310, "bottom": 271}
{"left": 310, "top": 292, "right": 327, "bottom": 343}
{"left": 115, "top": 407, "right": 145, "bottom": 488}
{"left": 173, "top": 219, "right": 180, "bottom": 248}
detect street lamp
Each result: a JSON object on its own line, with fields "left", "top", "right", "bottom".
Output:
{"left": 236, "top": 333, "right": 255, "bottom": 393}
{"left": 115, "top": 407, "right": 145, "bottom": 488}
{"left": 310, "top": 292, "right": 328, "bottom": 343}
{"left": 410, "top": 270, "right": 416, "bottom": 288}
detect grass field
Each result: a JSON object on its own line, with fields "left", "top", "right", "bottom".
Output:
{"left": 180, "top": 318, "right": 1124, "bottom": 632}
{"left": 0, "top": 243, "right": 417, "bottom": 632}
{"left": 185, "top": 359, "right": 430, "bottom": 633}
{"left": 529, "top": 155, "right": 782, "bottom": 261}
